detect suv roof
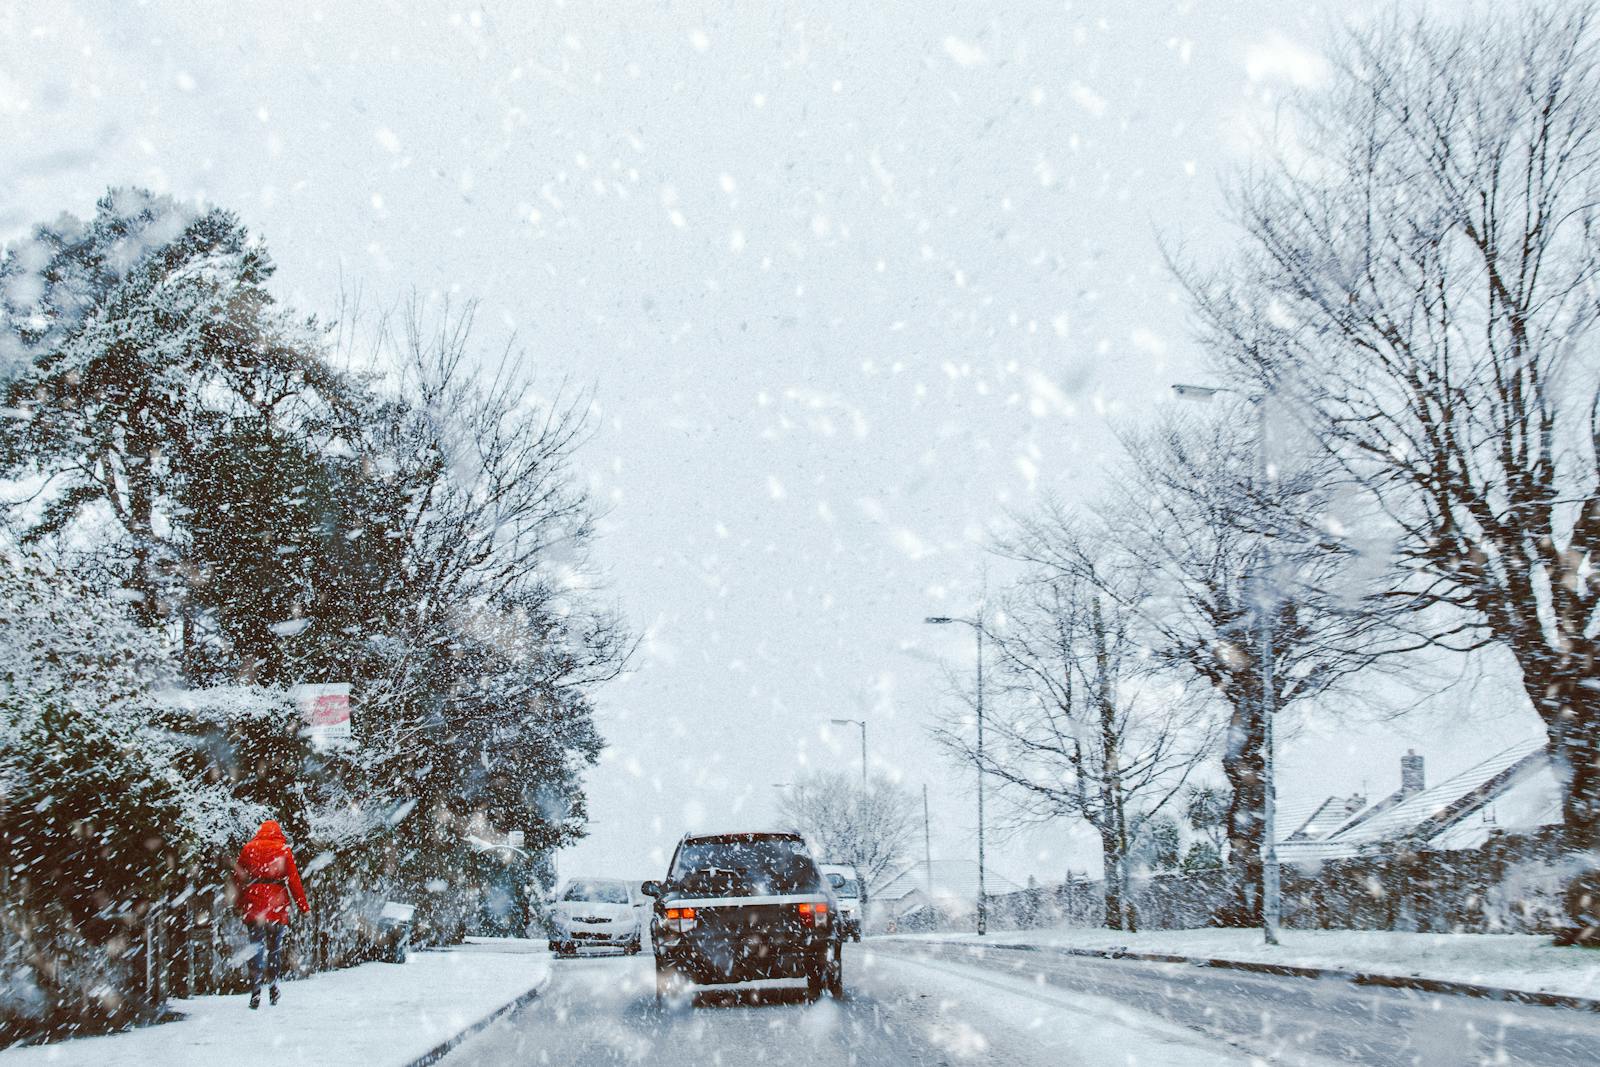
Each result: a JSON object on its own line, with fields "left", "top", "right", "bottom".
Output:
{"left": 679, "top": 829, "right": 803, "bottom": 844}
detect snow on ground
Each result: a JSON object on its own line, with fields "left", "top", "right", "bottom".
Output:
{"left": 862, "top": 946, "right": 1250, "bottom": 1065}
{"left": 1, "top": 938, "right": 550, "bottom": 1067}
{"left": 895, "top": 926, "right": 1600, "bottom": 1000}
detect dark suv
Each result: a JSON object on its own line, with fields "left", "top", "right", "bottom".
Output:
{"left": 642, "top": 831, "right": 844, "bottom": 1003}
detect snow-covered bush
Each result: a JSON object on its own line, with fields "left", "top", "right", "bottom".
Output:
{"left": 0, "top": 558, "right": 190, "bottom": 1041}
{"left": 0, "top": 692, "right": 193, "bottom": 1039}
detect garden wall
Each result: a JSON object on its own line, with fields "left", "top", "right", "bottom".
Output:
{"left": 983, "top": 830, "right": 1570, "bottom": 935}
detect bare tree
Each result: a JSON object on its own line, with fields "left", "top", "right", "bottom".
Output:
{"left": 380, "top": 296, "right": 598, "bottom": 614}
{"left": 1191, "top": 3, "right": 1600, "bottom": 939}
{"left": 355, "top": 296, "right": 628, "bottom": 723}
{"left": 935, "top": 548, "right": 1215, "bottom": 931}
{"left": 336, "top": 297, "right": 632, "bottom": 920}
{"left": 1083, "top": 410, "right": 1411, "bottom": 924}
{"left": 777, "top": 770, "right": 918, "bottom": 902}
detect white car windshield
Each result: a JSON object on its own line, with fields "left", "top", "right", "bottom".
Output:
{"left": 827, "top": 873, "right": 860, "bottom": 898}
{"left": 562, "top": 880, "right": 630, "bottom": 904}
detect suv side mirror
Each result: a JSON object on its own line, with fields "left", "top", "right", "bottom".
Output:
{"left": 640, "top": 880, "right": 663, "bottom": 898}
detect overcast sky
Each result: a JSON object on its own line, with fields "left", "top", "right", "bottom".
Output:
{"left": 1, "top": 0, "right": 1543, "bottom": 884}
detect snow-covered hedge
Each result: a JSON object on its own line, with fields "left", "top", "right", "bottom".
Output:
{"left": 0, "top": 559, "right": 190, "bottom": 1040}
{"left": 0, "top": 563, "right": 390, "bottom": 1040}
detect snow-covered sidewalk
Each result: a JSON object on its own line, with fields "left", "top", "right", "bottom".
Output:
{"left": 1, "top": 937, "right": 550, "bottom": 1067}
{"left": 891, "top": 926, "right": 1600, "bottom": 1002}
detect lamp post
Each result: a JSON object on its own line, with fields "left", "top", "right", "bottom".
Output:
{"left": 922, "top": 784, "right": 933, "bottom": 902}
{"left": 830, "top": 717, "right": 870, "bottom": 912}
{"left": 924, "top": 610, "right": 987, "bottom": 936}
{"left": 1171, "top": 381, "right": 1280, "bottom": 946}
{"left": 829, "top": 718, "right": 868, "bottom": 793}
{"left": 772, "top": 783, "right": 794, "bottom": 836}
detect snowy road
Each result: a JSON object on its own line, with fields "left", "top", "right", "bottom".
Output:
{"left": 441, "top": 944, "right": 1247, "bottom": 1065}
{"left": 441, "top": 941, "right": 1600, "bottom": 1066}
{"left": 882, "top": 941, "right": 1600, "bottom": 1066}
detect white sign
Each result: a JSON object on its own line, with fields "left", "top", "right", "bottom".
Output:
{"left": 291, "top": 683, "right": 352, "bottom": 747}
{"left": 379, "top": 901, "right": 415, "bottom": 922}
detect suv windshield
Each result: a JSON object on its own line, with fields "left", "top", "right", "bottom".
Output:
{"left": 563, "top": 880, "right": 630, "bottom": 904}
{"left": 669, "top": 835, "right": 821, "bottom": 896}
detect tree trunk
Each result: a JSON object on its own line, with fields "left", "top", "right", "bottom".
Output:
{"left": 1217, "top": 698, "right": 1266, "bottom": 928}
{"left": 1099, "top": 829, "right": 1127, "bottom": 931}
{"left": 1530, "top": 666, "right": 1600, "bottom": 944}
{"left": 1544, "top": 676, "right": 1600, "bottom": 850}
{"left": 1090, "top": 596, "right": 1133, "bottom": 931}
{"left": 125, "top": 421, "right": 161, "bottom": 627}
{"left": 1113, "top": 791, "right": 1137, "bottom": 933}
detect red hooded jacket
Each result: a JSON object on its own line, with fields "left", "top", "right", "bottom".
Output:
{"left": 233, "top": 820, "right": 310, "bottom": 925}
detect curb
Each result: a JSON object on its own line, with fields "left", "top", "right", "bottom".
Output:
{"left": 883, "top": 936, "right": 1600, "bottom": 1013}
{"left": 401, "top": 967, "right": 552, "bottom": 1067}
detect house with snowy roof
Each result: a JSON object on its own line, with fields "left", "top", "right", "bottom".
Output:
{"left": 871, "top": 859, "right": 1026, "bottom": 930}
{"left": 1276, "top": 738, "right": 1558, "bottom": 864}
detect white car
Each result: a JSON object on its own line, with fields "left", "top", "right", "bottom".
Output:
{"left": 819, "top": 864, "right": 863, "bottom": 941}
{"left": 548, "top": 878, "right": 644, "bottom": 957}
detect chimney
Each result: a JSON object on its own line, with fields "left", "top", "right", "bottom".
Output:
{"left": 1401, "top": 750, "right": 1425, "bottom": 796}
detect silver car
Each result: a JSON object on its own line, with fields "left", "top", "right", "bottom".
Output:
{"left": 548, "top": 878, "right": 644, "bottom": 957}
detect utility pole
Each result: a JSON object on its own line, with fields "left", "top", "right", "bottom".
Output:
{"left": 975, "top": 607, "right": 987, "bottom": 936}
{"left": 922, "top": 784, "right": 933, "bottom": 900}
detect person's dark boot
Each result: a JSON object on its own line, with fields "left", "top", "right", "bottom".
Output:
{"left": 249, "top": 990, "right": 261, "bottom": 1010}
{"left": 269, "top": 984, "right": 280, "bottom": 1006}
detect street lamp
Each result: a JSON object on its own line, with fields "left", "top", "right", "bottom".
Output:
{"left": 771, "top": 783, "right": 793, "bottom": 829}
{"left": 922, "top": 784, "right": 934, "bottom": 902}
{"left": 924, "top": 611, "right": 988, "bottom": 936}
{"left": 829, "top": 718, "right": 868, "bottom": 792}
{"left": 829, "top": 717, "right": 871, "bottom": 916}
{"left": 1171, "top": 381, "right": 1280, "bottom": 947}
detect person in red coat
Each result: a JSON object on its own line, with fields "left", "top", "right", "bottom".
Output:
{"left": 233, "top": 820, "right": 310, "bottom": 1009}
